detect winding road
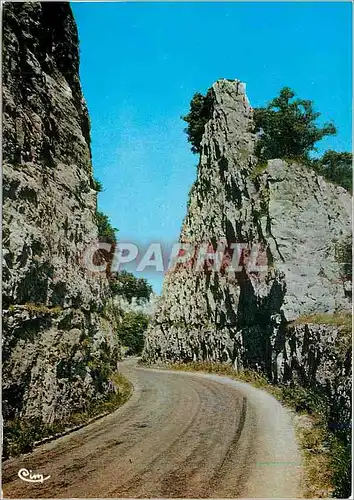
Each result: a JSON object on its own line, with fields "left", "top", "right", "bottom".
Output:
{"left": 3, "top": 359, "right": 302, "bottom": 498}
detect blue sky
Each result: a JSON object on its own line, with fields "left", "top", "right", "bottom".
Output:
{"left": 71, "top": 2, "right": 352, "bottom": 294}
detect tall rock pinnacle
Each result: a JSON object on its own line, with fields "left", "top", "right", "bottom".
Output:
{"left": 143, "top": 79, "right": 352, "bottom": 378}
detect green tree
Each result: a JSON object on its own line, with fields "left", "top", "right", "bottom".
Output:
{"left": 110, "top": 270, "right": 153, "bottom": 303}
{"left": 92, "top": 178, "right": 103, "bottom": 192}
{"left": 118, "top": 311, "right": 149, "bottom": 355}
{"left": 254, "top": 87, "right": 336, "bottom": 161}
{"left": 96, "top": 211, "right": 117, "bottom": 244}
{"left": 182, "top": 90, "right": 213, "bottom": 154}
{"left": 314, "top": 151, "right": 352, "bottom": 193}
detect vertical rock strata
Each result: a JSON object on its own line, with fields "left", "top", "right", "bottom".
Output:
{"left": 3, "top": 3, "right": 119, "bottom": 425}
{"left": 144, "top": 79, "right": 352, "bottom": 384}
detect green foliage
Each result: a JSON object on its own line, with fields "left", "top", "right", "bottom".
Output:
{"left": 92, "top": 178, "right": 117, "bottom": 248}
{"left": 96, "top": 210, "right": 117, "bottom": 244}
{"left": 92, "top": 177, "right": 103, "bottom": 192}
{"left": 280, "top": 384, "right": 327, "bottom": 415}
{"left": 254, "top": 87, "right": 336, "bottom": 162}
{"left": 118, "top": 311, "right": 149, "bottom": 355}
{"left": 3, "top": 417, "right": 52, "bottom": 458}
{"left": 314, "top": 150, "right": 352, "bottom": 192}
{"left": 109, "top": 271, "right": 152, "bottom": 354}
{"left": 110, "top": 270, "right": 153, "bottom": 303}
{"left": 183, "top": 85, "right": 351, "bottom": 194}
{"left": 182, "top": 90, "right": 213, "bottom": 154}
{"left": 330, "top": 435, "right": 352, "bottom": 498}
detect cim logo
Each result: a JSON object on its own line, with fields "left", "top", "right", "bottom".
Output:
{"left": 18, "top": 468, "right": 50, "bottom": 484}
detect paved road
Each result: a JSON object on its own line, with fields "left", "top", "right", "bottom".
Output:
{"left": 3, "top": 359, "right": 302, "bottom": 498}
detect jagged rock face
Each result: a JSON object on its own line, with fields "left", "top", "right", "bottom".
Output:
{"left": 280, "top": 323, "right": 351, "bottom": 433}
{"left": 143, "top": 79, "right": 352, "bottom": 376}
{"left": 264, "top": 160, "right": 352, "bottom": 319}
{"left": 3, "top": 2, "right": 97, "bottom": 308}
{"left": 2, "top": 3, "right": 120, "bottom": 424}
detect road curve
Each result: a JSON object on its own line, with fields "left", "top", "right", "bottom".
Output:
{"left": 3, "top": 359, "right": 302, "bottom": 498}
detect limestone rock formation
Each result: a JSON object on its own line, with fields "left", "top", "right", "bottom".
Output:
{"left": 2, "top": 3, "right": 120, "bottom": 428}
{"left": 143, "top": 79, "right": 352, "bottom": 379}
{"left": 280, "top": 321, "right": 351, "bottom": 435}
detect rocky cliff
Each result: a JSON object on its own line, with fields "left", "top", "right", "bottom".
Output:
{"left": 3, "top": 3, "right": 120, "bottom": 430}
{"left": 143, "top": 80, "right": 352, "bottom": 385}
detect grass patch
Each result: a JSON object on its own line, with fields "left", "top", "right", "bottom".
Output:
{"left": 250, "top": 161, "right": 268, "bottom": 180}
{"left": 330, "top": 435, "right": 352, "bottom": 498}
{"left": 149, "top": 360, "right": 349, "bottom": 498}
{"left": 290, "top": 312, "right": 351, "bottom": 331}
{"left": 8, "top": 303, "right": 63, "bottom": 315}
{"left": 289, "top": 312, "right": 352, "bottom": 355}
{"left": 296, "top": 413, "right": 333, "bottom": 498}
{"left": 168, "top": 361, "right": 273, "bottom": 389}
{"left": 3, "top": 372, "right": 132, "bottom": 460}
